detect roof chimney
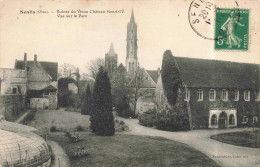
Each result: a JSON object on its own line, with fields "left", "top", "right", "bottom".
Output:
{"left": 34, "top": 54, "right": 37, "bottom": 62}
{"left": 24, "top": 53, "right": 27, "bottom": 70}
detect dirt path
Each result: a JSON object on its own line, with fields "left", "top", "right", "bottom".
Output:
{"left": 47, "top": 140, "right": 70, "bottom": 167}
{"left": 122, "top": 118, "right": 260, "bottom": 167}
{"left": 15, "top": 110, "right": 30, "bottom": 123}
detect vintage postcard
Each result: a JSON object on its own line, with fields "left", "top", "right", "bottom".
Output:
{"left": 0, "top": 0, "right": 259, "bottom": 167}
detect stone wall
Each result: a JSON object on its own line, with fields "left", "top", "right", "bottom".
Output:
{"left": 46, "top": 95, "right": 57, "bottom": 110}
{"left": 30, "top": 98, "right": 49, "bottom": 109}
{"left": 0, "top": 95, "right": 25, "bottom": 121}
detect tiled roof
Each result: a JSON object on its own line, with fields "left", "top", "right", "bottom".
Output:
{"left": 15, "top": 60, "right": 58, "bottom": 81}
{"left": 174, "top": 57, "right": 260, "bottom": 89}
{"left": 146, "top": 70, "right": 160, "bottom": 83}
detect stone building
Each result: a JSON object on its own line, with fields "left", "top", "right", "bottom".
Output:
{"left": 0, "top": 68, "right": 27, "bottom": 120}
{"left": 15, "top": 53, "right": 58, "bottom": 110}
{"left": 156, "top": 55, "right": 260, "bottom": 129}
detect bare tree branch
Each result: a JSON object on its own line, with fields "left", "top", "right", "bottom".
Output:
{"left": 58, "top": 63, "right": 77, "bottom": 78}
{"left": 128, "top": 67, "right": 145, "bottom": 115}
{"left": 86, "top": 58, "right": 105, "bottom": 80}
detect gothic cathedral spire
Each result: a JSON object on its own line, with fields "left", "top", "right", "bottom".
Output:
{"left": 126, "top": 9, "right": 138, "bottom": 73}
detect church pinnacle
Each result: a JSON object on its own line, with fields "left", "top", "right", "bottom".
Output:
{"left": 108, "top": 43, "right": 115, "bottom": 56}
{"left": 130, "top": 8, "right": 135, "bottom": 23}
{"left": 126, "top": 9, "right": 138, "bottom": 73}
{"left": 105, "top": 43, "right": 118, "bottom": 78}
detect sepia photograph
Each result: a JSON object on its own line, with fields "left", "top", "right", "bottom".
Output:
{"left": 0, "top": 0, "right": 259, "bottom": 166}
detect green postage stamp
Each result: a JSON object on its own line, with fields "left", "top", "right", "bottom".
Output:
{"left": 215, "top": 8, "right": 249, "bottom": 50}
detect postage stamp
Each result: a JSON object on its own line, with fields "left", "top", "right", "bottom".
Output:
{"left": 214, "top": 8, "right": 249, "bottom": 50}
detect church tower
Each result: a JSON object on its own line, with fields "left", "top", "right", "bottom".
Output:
{"left": 126, "top": 9, "right": 138, "bottom": 73}
{"left": 105, "top": 43, "right": 118, "bottom": 78}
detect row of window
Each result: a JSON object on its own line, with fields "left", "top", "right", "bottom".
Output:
{"left": 211, "top": 114, "right": 235, "bottom": 126}
{"left": 210, "top": 115, "right": 258, "bottom": 125}
{"left": 185, "top": 89, "right": 260, "bottom": 102}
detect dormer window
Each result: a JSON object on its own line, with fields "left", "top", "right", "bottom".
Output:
{"left": 234, "top": 90, "right": 239, "bottom": 101}
{"left": 209, "top": 89, "right": 216, "bottom": 101}
{"left": 244, "top": 90, "right": 250, "bottom": 101}
{"left": 221, "top": 89, "right": 228, "bottom": 101}
{"left": 197, "top": 89, "right": 203, "bottom": 101}
{"left": 184, "top": 89, "right": 190, "bottom": 101}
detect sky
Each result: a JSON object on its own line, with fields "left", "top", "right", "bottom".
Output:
{"left": 0, "top": 0, "right": 259, "bottom": 74}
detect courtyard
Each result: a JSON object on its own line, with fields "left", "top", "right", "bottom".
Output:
{"left": 23, "top": 109, "right": 260, "bottom": 167}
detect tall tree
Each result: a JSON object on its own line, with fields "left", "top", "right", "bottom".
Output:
{"left": 81, "top": 83, "right": 92, "bottom": 115}
{"left": 86, "top": 58, "right": 105, "bottom": 80}
{"left": 128, "top": 66, "right": 145, "bottom": 116}
{"left": 161, "top": 50, "right": 182, "bottom": 107}
{"left": 90, "top": 66, "right": 115, "bottom": 136}
{"left": 111, "top": 64, "right": 132, "bottom": 117}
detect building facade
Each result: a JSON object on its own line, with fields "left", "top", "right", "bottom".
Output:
{"left": 15, "top": 53, "right": 58, "bottom": 110}
{"left": 156, "top": 55, "right": 260, "bottom": 129}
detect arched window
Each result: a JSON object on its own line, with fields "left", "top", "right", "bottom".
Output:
{"left": 229, "top": 114, "right": 235, "bottom": 125}
{"left": 211, "top": 115, "right": 217, "bottom": 125}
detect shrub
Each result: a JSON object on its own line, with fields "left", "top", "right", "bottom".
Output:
{"left": 76, "top": 125, "right": 84, "bottom": 131}
{"left": 50, "top": 126, "right": 58, "bottom": 132}
{"left": 65, "top": 131, "right": 82, "bottom": 143}
{"left": 119, "top": 120, "right": 125, "bottom": 125}
{"left": 138, "top": 108, "right": 157, "bottom": 127}
{"left": 120, "top": 125, "right": 129, "bottom": 131}
{"left": 71, "top": 146, "right": 88, "bottom": 158}
{"left": 154, "top": 107, "right": 189, "bottom": 131}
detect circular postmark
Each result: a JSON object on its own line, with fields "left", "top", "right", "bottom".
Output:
{"left": 188, "top": 0, "right": 240, "bottom": 41}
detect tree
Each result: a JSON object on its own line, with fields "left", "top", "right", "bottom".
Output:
{"left": 58, "top": 63, "right": 77, "bottom": 78}
{"left": 111, "top": 64, "right": 133, "bottom": 117}
{"left": 90, "top": 66, "right": 115, "bottom": 136}
{"left": 128, "top": 66, "right": 145, "bottom": 116}
{"left": 161, "top": 50, "right": 182, "bottom": 106}
{"left": 86, "top": 58, "right": 105, "bottom": 80}
{"left": 58, "top": 78, "right": 78, "bottom": 107}
{"left": 81, "top": 84, "right": 92, "bottom": 115}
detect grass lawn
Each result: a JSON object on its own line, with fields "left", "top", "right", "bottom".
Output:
{"left": 29, "top": 108, "right": 91, "bottom": 132}
{"left": 28, "top": 108, "right": 128, "bottom": 133}
{"left": 211, "top": 130, "right": 260, "bottom": 148}
{"left": 49, "top": 132, "right": 220, "bottom": 167}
